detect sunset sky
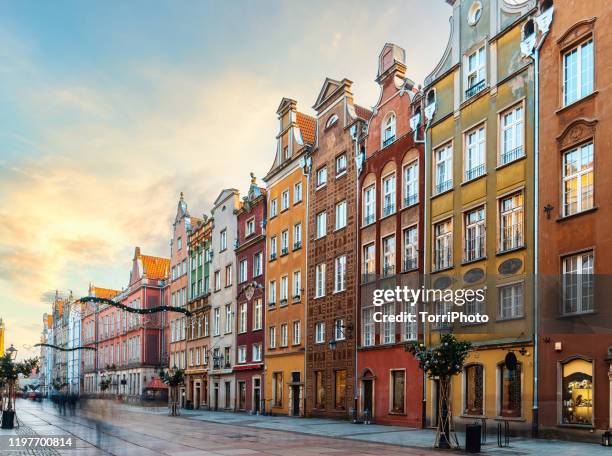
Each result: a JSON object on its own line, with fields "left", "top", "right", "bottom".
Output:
{"left": 0, "top": 0, "right": 450, "bottom": 358}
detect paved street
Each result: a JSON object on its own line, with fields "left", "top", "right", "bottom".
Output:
{"left": 3, "top": 399, "right": 610, "bottom": 456}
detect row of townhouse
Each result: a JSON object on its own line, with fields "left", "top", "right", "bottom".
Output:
{"left": 39, "top": 0, "right": 612, "bottom": 442}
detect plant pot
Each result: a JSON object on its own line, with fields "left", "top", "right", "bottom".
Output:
{"left": 1, "top": 410, "right": 15, "bottom": 429}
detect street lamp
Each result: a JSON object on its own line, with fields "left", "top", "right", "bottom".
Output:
{"left": 328, "top": 322, "right": 353, "bottom": 351}
{"left": 6, "top": 344, "right": 17, "bottom": 360}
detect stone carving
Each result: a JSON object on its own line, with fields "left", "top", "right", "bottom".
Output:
{"left": 557, "top": 18, "right": 596, "bottom": 49}
{"left": 556, "top": 118, "right": 598, "bottom": 150}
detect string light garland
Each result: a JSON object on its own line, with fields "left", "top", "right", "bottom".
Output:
{"left": 77, "top": 296, "right": 193, "bottom": 317}
{"left": 35, "top": 343, "right": 97, "bottom": 352}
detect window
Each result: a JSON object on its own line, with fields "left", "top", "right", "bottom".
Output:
{"left": 225, "top": 264, "right": 232, "bottom": 287}
{"left": 213, "top": 308, "right": 220, "bottom": 336}
{"left": 269, "top": 326, "right": 276, "bottom": 348}
{"left": 316, "top": 167, "right": 327, "bottom": 187}
{"left": 464, "top": 206, "right": 485, "bottom": 261}
{"left": 315, "top": 263, "right": 326, "bottom": 298}
{"left": 433, "top": 301, "right": 453, "bottom": 330}
{"left": 382, "top": 302, "right": 395, "bottom": 344}
{"left": 292, "top": 321, "right": 300, "bottom": 345}
{"left": 239, "top": 303, "right": 247, "bottom": 333}
{"left": 563, "top": 39, "right": 594, "bottom": 106}
{"left": 363, "top": 185, "right": 376, "bottom": 225}
{"left": 253, "top": 299, "right": 262, "bottom": 330}
{"left": 246, "top": 218, "right": 255, "bottom": 236}
{"left": 281, "top": 230, "right": 289, "bottom": 255}
{"left": 563, "top": 142, "right": 593, "bottom": 216}
{"left": 326, "top": 114, "right": 338, "bottom": 128}
{"left": 499, "top": 362, "right": 521, "bottom": 418}
{"left": 225, "top": 304, "right": 232, "bottom": 333}
{"left": 403, "top": 161, "right": 418, "bottom": 207}
{"left": 465, "top": 46, "right": 486, "bottom": 98}
{"left": 253, "top": 252, "right": 263, "bottom": 277}
{"left": 334, "top": 256, "right": 346, "bottom": 292}
{"left": 382, "top": 173, "right": 396, "bottom": 216}
{"left": 315, "top": 322, "right": 325, "bottom": 344}
{"left": 336, "top": 153, "right": 347, "bottom": 176}
{"left": 382, "top": 112, "right": 396, "bottom": 147}
{"left": 390, "top": 370, "right": 405, "bottom": 413}
{"left": 467, "top": 1, "right": 482, "bottom": 25}
{"left": 335, "top": 200, "right": 347, "bottom": 230}
{"left": 499, "top": 283, "right": 524, "bottom": 320}
{"left": 465, "top": 125, "right": 486, "bottom": 181}
{"left": 214, "top": 270, "right": 221, "bottom": 291}
{"left": 292, "top": 271, "right": 301, "bottom": 300}
{"left": 363, "top": 243, "right": 375, "bottom": 282}
{"left": 252, "top": 343, "right": 262, "bottom": 362}
{"left": 204, "top": 314, "right": 209, "bottom": 337}
{"left": 561, "top": 358, "right": 593, "bottom": 425}
{"left": 220, "top": 229, "right": 227, "bottom": 251}
{"left": 273, "top": 372, "right": 283, "bottom": 407}
{"left": 268, "top": 281, "right": 276, "bottom": 305}
{"left": 563, "top": 251, "right": 594, "bottom": 314}
{"left": 334, "top": 319, "right": 345, "bottom": 341}
{"left": 239, "top": 259, "right": 248, "bottom": 283}
{"left": 382, "top": 235, "right": 395, "bottom": 276}
{"left": 434, "top": 144, "right": 453, "bottom": 194}
{"left": 403, "top": 226, "right": 418, "bottom": 271}
{"left": 500, "top": 193, "right": 524, "bottom": 251}
{"left": 316, "top": 211, "right": 327, "bottom": 238}
{"left": 281, "top": 190, "right": 290, "bottom": 211}
{"left": 177, "top": 236, "right": 182, "bottom": 251}
{"left": 335, "top": 370, "right": 346, "bottom": 410}
{"left": 270, "top": 198, "right": 278, "bottom": 217}
{"left": 270, "top": 236, "right": 277, "bottom": 260}
{"left": 315, "top": 371, "right": 325, "bottom": 409}
{"left": 280, "top": 323, "right": 288, "bottom": 347}
{"left": 293, "top": 223, "right": 302, "bottom": 249}
{"left": 238, "top": 346, "right": 246, "bottom": 364}
{"left": 464, "top": 364, "right": 484, "bottom": 415}
{"left": 402, "top": 302, "right": 417, "bottom": 341}
{"left": 362, "top": 307, "right": 374, "bottom": 347}
{"left": 280, "top": 275, "right": 288, "bottom": 303}
{"left": 500, "top": 105, "right": 524, "bottom": 165}
{"left": 434, "top": 219, "right": 453, "bottom": 270}
{"left": 284, "top": 145, "right": 290, "bottom": 160}
{"left": 294, "top": 181, "right": 302, "bottom": 203}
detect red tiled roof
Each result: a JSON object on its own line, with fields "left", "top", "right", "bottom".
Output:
{"left": 354, "top": 104, "right": 372, "bottom": 121}
{"left": 91, "top": 286, "right": 120, "bottom": 300}
{"left": 146, "top": 377, "right": 167, "bottom": 389}
{"left": 296, "top": 111, "right": 316, "bottom": 145}
{"left": 140, "top": 254, "right": 170, "bottom": 280}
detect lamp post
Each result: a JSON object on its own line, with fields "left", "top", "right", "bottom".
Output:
{"left": 1, "top": 344, "right": 18, "bottom": 429}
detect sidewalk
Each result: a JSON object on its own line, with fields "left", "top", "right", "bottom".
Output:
{"left": 121, "top": 405, "right": 610, "bottom": 456}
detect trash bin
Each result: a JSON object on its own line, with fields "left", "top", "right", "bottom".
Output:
{"left": 465, "top": 423, "right": 482, "bottom": 453}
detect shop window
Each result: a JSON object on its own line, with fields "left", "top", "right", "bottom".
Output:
{"left": 390, "top": 370, "right": 405, "bottom": 414}
{"left": 273, "top": 372, "right": 283, "bottom": 407}
{"left": 499, "top": 361, "right": 521, "bottom": 417}
{"left": 315, "top": 370, "right": 326, "bottom": 409}
{"left": 334, "top": 370, "right": 346, "bottom": 410}
{"left": 561, "top": 358, "right": 593, "bottom": 425}
{"left": 464, "top": 364, "right": 484, "bottom": 415}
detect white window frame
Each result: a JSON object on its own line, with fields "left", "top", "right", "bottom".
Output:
{"left": 334, "top": 255, "right": 346, "bottom": 293}
{"left": 563, "top": 39, "right": 594, "bottom": 107}
{"left": 335, "top": 200, "right": 347, "bottom": 230}
{"left": 315, "top": 322, "right": 325, "bottom": 344}
{"left": 315, "top": 263, "right": 326, "bottom": 298}
{"left": 562, "top": 142, "right": 594, "bottom": 217}
{"left": 316, "top": 211, "right": 327, "bottom": 239}
{"left": 464, "top": 124, "right": 486, "bottom": 182}
{"left": 403, "top": 160, "right": 418, "bottom": 207}
{"left": 316, "top": 167, "right": 328, "bottom": 188}
{"left": 363, "top": 185, "right": 376, "bottom": 225}
{"left": 499, "top": 104, "right": 524, "bottom": 165}
{"left": 382, "top": 172, "right": 396, "bottom": 217}
{"left": 434, "top": 143, "right": 453, "bottom": 194}
{"left": 336, "top": 153, "right": 347, "bottom": 176}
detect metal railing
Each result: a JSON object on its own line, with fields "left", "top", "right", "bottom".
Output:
{"left": 293, "top": 241, "right": 302, "bottom": 250}
{"left": 363, "top": 214, "right": 375, "bottom": 225}
{"left": 404, "top": 194, "right": 418, "bottom": 207}
{"left": 403, "top": 257, "right": 418, "bottom": 272}
{"left": 464, "top": 164, "right": 485, "bottom": 182}
{"left": 382, "top": 135, "right": 396, "bottom": 147}
{"left": 500, "top": 146, "right": 524, "bottom": 165}
{"left": 465, "top": 79, "right": 486, "bottom": 99}
{"left": 383, "top": 204, "right": 395, "bottom": 217}
{"left": 435, "top": 179, "right": 452, "bottom": 194}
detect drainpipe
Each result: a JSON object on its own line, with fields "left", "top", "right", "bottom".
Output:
{"left": 302, "top": 148, "right": 312, "bottom": 417}
{"left": 532, "top": 7, "right": 552, "bottom": 438}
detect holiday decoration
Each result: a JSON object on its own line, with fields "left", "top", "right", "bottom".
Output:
{"left": 34, "top": 343, "right": 97, "bottom": 352}
{"left": 77, "top": 296, "right": 193, "bottom": 316}
{"left": 407, "top": 334, "right": 471, "bottom": 449}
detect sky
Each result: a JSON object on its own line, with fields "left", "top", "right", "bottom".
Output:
{"left": 0, "top": 0, "right": 451, "bottom": 358}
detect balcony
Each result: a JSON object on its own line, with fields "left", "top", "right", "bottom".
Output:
{"left": 363, "top": 214, "right": 375, "bottom": 226}
{"left": 465, "top": 79, "right": 485, "bottom": 99}
{"left": 404, "top": 194, "right": 418, "bottom": 207}
{"left": 293, "top": 241, "right": 302, "bottom": 251}
{"left": 464, "top": 164, "right": 485, "bottom": 182}
{"left": 435, "top": 180, "right": 452, "bottom": 195}
{"left": 500, "top": 146, "right": 524, "bottom": 165}
{"left": 382, "top": 135, "right": 396, "bottom": 147}
{"left": 403, "top": 257, "right": 418, "bottom": 272}
{"left": 383, "top": 204, "right": 395, "bottom": 217}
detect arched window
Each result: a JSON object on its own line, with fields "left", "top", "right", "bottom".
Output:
{"left": 382, "top": 112, "right": 396, "bottom": 147}
{"left": 426, "top": 89, "right": 436, "bottom": 108}
{"left": 464, "top": 364, "right": 484, "bottom": 415}
{"left": 499, "top": 360, "right": 521, "bottom": 417}
{"left": 561, "top": 357, "right": 593, "bottom": 425}
{"left": 523, "top": 19, "right": 535, "bottom": 39}
{"left": 326, "top": 114, "right": 338, "bottom": 129}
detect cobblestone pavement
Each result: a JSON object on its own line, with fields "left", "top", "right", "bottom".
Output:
{"left": 8, "top": 400, "right": 610, "bottom": 456}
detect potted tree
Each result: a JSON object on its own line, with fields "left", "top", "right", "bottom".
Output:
{"left": 159, "top": 368, "right": 184, "bottom": 416}
{"left": 0, "top": 349, "right": 38, "bottom": 429}
{"left": 407, "top": 333, "right": 471, "bottom": 449}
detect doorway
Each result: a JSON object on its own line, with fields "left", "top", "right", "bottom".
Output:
{"left": 363, "top": 379, "right": 373, "bottom": 420}
{"left": 253, "top": 378, "right": 261, "bottom": 414}
{"left": 194, "top": 383, "right": 200, "bottom": 409}
{"left": 214, "top": 383, "right": 219, "bottom": 411}
{"left": 291, "top": 386, "right": 300, "bottom": 416}
{"left": 238, "top": 381, "right": 246, "bottom": 410}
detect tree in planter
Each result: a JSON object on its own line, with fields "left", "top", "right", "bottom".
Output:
{"left": 0, "top": 354, "right": 38, "bottom": 428}
{"left": 407, "top": 333, "right": 471, "bottom": 449}
{"left": 99, "top": 377, "right": 112, "bottom": 392}
{"left": 159, "top": 369, "right": 184, "bottom": 416}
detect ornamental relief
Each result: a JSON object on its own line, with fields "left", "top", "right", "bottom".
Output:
{"left": 556, "top": 118, "right": 598, "bottom": 150}
{"left": 557, "top": 17, "right": 597, "bottom": 49}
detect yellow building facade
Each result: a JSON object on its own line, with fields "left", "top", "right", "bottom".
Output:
{"left": 263, "top": 98, "right": 314, "bottom": 416}
{"left": 423, "top": 1, "right": 538, "bottom": 435}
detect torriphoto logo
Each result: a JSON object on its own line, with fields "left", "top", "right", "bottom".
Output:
{"left": 1, "top": 1, "right": 611, "bottom": 454}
